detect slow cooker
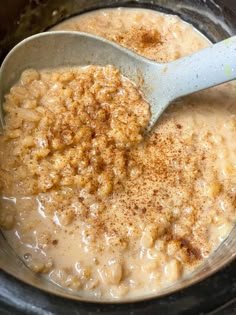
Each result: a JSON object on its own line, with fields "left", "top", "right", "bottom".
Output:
{"left": 0, "top": 0, "right": 236, "bottom": 314}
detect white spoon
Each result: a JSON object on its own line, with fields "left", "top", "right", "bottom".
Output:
{"left": 0, "top": 31, "right": 236, "bottom": 130}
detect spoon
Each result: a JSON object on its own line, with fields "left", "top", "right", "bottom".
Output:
{"left": 0, "top": 31, "right": 236, "bottom": 130}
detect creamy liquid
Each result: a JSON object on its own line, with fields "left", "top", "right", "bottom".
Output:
{"left": 1, "top": 8, "right": 236, "bottom": 300}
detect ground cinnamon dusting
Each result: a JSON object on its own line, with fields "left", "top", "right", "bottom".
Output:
{"left": 113, "top": 26, "right": 162, "bottom": 53}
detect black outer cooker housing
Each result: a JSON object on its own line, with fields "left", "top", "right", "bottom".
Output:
{"left": 0, "top": 1, "right": 236, "bottom": 314}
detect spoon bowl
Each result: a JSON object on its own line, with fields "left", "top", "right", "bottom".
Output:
{"left": 0, "top": 31, "right": 236, "bottom": 130}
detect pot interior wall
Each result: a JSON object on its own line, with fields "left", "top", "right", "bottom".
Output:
{"left": 1, "top": 0, "right": 236, "bottom": 62}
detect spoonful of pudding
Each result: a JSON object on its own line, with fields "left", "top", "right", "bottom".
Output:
{"left": 0, "top": 31, "right": 236, "bottom": 130}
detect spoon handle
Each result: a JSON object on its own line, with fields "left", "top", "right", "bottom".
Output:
{"left": 162, "top": 36, "right": 236, "bottom": 102}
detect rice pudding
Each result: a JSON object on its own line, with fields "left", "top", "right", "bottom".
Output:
{"left": 1, "top": 8, "right": 236, "bottom": 300}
